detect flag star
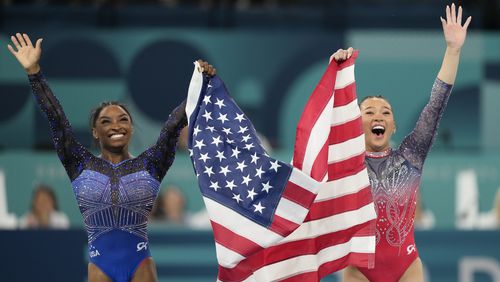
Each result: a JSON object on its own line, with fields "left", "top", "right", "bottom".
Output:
{"left": 203, "top": 95, "right": 212, "bottom": 105}
{"left": 211, "top": 136, "right": 223, "bottom": 147}
{"left": 193, "top": 125, "right": 201, "bottom": 137}
{"left": 227, "top": 138, "right": 235, "bottom": 144}
{"left": 219, "top": 165, "right": 231, "bottom": 176}
{"left": 202, "top": 110, "right": 213, "bottom": 122}
{"left": 270, "top": 160, "right": 281, "bottom": 172}
{"left": 255, "top": 166, "right": 265, "bottom": 179}
{"left": 232, "top": 193, "right": 243, "bottom": 204}
{"left": 199, "top": 152, "right": 211, "bottom": 163}
{"left": 203, "top": 166, "right": 214, "bottom": 177}
{"left": 241, "top": 174, "right": 252, "bottom": 186}
{"left": 238, "top": 126, "right": 249, "bottom": 134}
{"left": 215, "top": 150, "right": 226, "bottom": 162}
{"left": 206, "top": 125, "right": 215, "bottom": 132}
{"left": 235, "top": 113, "right": 246, "bottom": 123}
{"left": 241, "top": 134, "right": 251, "bottom": 142}
{"left": 247, "top": 188, "right": 258, "bottom": 201}
{"left": 207, "top": 83, "right": 213, "bottom": 88}
{"left": 250, "top": 152, "right": 260, "bottom": 164}
{"left": 194, "top": 139, "right": 206, "bottom": 150}
{"left": 231, "top": 147, "right": 241, "bottom": 158}
{"left": 209, "top": 181, "right": 220, "bottom": 191}
{"left": 188, "top": 149, "right": 193, "bottom": 157}
{"left": 236, "top": 160, "right": 247, "bottom": 172}
{"left": 222, "top": 127, "right": 232, "bottom": 135}
{"left": 225, "top": 180, "right": 237, "bottom": 191}
{"left": 217, "top": 113, "right": 229, "bottom": 124}
{"left": 253, "top": 202, "right": 265, "bottom": 214}
{"left": 215, "top": 98, "right": 226, "bottom": 109}
{"left": 262, "top": 181, "right": 273, "bottom": 193}
{"left": 244, "top": 143, "right": 255, "bottom": 150}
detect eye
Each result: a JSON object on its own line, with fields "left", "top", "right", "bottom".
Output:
{"left": 120, "top": 117, "right": 129, "bottom": 122}
{"left": 364, "top": 111, "right": 374, "bottom": 115}
{"left": 383, "top": 111, "right": 391, "bottom": 115}
{"left": 100, "top": 120, "right": 110, "bottom": 124}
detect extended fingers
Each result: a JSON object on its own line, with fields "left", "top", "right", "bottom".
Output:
{"left": 16, "top": 33, "right": 26, "bottom": 47}
{"left": 10, "top": 35, "right": 21, "bottom": 50}
{"left": 23, "top": 33, "right": 33, "bottom": 48}
{"left": 451, "top": 3, "right": 457, "bottom": 23}
{"left": 457, "top": 5, "right": 462, "bottom": 25}
{"left": 463, "top": 16, "right": 472, "bottom": 29}
{"left": 445, "top": 5, "right": 451, "bottom": 23}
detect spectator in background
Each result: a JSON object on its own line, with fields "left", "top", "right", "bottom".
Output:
{"left": 151, "top": 184, "right": 188, "bottom": 225}
{"left": 19, "top": 184, "right": 69, "bottom": 229}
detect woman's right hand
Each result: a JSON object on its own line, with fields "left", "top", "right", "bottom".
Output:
{"left": 197, "top": 59, "right": 216, "bottom": 76}
{"left": 329, "top": 47, "right": 354, "bottom": 63}
{"left": 7, "top": 33, "right": 43, "bottom": 75}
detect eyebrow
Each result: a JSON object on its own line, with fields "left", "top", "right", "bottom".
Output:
{"left": 98, "top": 114, "right": 129, "bottom": 120}
{"left": 362, "top": 106, "right": 392, "bottom": 111}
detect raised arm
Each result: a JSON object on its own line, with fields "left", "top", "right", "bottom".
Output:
{"left": 143, "top": 60, "right": 216, "bottom": 181}
{"left": 7, "top": 33, "right": 89, "bottom": 180}
{"left": 400, "top": 4, "right": 471, "bottom": 169}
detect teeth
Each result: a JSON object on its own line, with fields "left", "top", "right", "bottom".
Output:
{"left": 110, "top": 134, "right": 124, "bottom": 140}
{"left": 373, "top": 125, "right": 385, "bottom": 130}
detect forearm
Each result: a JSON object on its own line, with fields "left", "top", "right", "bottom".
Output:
{"left": 437, "top": 47, "right": 461, "bottom": 85}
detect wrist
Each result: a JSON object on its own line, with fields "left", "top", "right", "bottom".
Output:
{"left": 26, "top": 64, "right": 41, "bottom": 75}
{"left": 446, "top": 46, "right": 461, "bottom": 55}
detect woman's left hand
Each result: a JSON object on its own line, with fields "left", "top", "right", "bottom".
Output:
{"left": 441, "top": 3, "right": 471, "bottom": 51}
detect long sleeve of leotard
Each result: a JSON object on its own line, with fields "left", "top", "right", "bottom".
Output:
{"left": 142, "top": 99, "right": 188, "bottom": 181}
{"left": 29, "top": 71, "right": 90, "bottom": 181}
{"left": 399, "top": 78, "right": 453, "bottom": 170}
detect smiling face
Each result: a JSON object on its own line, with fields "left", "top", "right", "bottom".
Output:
{"left": 92, "top": 105, "right": 133, "bottom": 153}
{"left": 360, "top": 97, "right": 396, "bottom": 152}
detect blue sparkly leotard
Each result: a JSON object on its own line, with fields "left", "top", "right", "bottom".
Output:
{"left": 29, "top": 71, "right": 187, "bottom": 282}
{"left": 358, "top": 78, "right": 452, "bottom": 281}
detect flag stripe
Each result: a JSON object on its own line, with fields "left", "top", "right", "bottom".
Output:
{"left": 305, "top": 186, "right": 373, "bottom": 221}
{"left": 315, "top": 168, "right": 370, "bottom": 202}
{"left": 281, "top": 182, "right": 318, "bottom": 209}
{"left": 218, "top": 227, "right": 375, "bottom": 282}
{"left": 328, "top": 134, "right": 366, "bottom": 163}
{"left": 275, "top": 198, "right": 310, "bottom": 225}
{"left": 205, "top": 197, "right": 283, "bottom": 246}
{"left": 329, "top": 118, "right": 364, "bottom": 145}
{"left": 333, "top": 83, "right": 357, "bottom": 107}
{"left": 328, "top": 153, "right": 366, "bottom": 181}
{"left": 269, "top": 215, "right": 300, "bottom": 236}
{"left": 331, "top": 99, "right": 360, "bottom": 126}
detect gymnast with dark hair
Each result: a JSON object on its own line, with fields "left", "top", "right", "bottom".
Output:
{"left": 330, "top": 4, "right": 471, "bottom": 282}
{"left": 7, "top": 33, "right": 215, "bottom": 282}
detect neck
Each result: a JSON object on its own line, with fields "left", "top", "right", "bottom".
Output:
{"left": 100, "top": 149, "right": 131, "bottom": 164}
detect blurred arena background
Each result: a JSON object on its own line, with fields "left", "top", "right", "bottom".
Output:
{"left": 0, "top": 0, "right": 499, "bottom": 281}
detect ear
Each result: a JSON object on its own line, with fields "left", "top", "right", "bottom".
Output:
{"left": 92, "top": 128, "right": 98, "bottom": 140}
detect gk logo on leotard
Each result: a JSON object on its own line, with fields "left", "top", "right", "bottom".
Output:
{"left": 137, "top": 242, "right": 148, "bottom": 252}
{"left": 407, "top": 244, "right": 416, "bottom": 255}
{"left": 90, "top": 250, "right": 100, "bottom": 258}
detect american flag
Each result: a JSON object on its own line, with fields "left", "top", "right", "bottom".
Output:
{"left": 186, "top": 53, "right": 376, "bottom": 281}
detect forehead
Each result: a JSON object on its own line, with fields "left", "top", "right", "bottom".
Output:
{"left": 360, "top": 97, "right": 392, "bottom": 110}
{"left": 99, "top": 105, "right": 129, "bottom": 117}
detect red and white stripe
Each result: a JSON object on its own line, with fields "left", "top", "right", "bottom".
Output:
{"left": 217, "top": 52, "right": 376, "bottom": 281}
{"left": 207, "top": 167, "right": 321, "bottom": 269}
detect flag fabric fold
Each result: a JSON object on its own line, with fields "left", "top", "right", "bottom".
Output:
{"left": 186, "top": 53, "right": 376, "bottom": 281}
{"left": 186, "top": 61, "right": 322, "bottom": 269}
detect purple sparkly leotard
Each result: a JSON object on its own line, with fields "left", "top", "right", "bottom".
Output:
{"left": 29, "top": 72, "right": 187, "bottom": 282}
{"left": 358, "top": 78, "right": 452, "bottom": 282}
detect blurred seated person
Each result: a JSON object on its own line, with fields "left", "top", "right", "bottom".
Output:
{"left": 19, "top": 184, "right": 69, "bottom": 229}
{"left": 151, "top": 184, "right": 188, "bottom": 225}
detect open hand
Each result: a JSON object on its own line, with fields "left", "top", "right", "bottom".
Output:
{"left": 7, "top": 33, "right": 43, "bottom": 75}
{"left": 441, "top": 3, "right": 471, "bottom": 51}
